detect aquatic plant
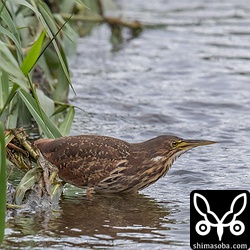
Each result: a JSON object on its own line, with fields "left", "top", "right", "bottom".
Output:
{"left": 0, "top": 0, "right": 79, "bottom": 138}
{"left": 0, "top": 122, "right": 6, "bottom": 243}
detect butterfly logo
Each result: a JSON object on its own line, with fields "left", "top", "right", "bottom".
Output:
{"left": 193, "top": 192, "right": 247, "bottom": 241}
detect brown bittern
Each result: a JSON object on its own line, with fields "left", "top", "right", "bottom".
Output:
{"left": 35, "top": 135, "right": 215, "bottom": 194}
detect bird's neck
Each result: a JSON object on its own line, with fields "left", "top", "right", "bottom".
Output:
{"left": 150, "top": 151, "right": 182, "bottom": 177}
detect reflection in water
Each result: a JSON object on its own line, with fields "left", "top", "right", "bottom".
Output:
{"left": 4, "top": 192, "right": 178, "bottom": 248}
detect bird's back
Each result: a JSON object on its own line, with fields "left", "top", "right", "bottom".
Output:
{"left": 35, "top": 135, "right": 132, "bottom": 188}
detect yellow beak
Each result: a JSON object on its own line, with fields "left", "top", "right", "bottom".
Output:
{"left": 177, "top": 139, "right": 216, "bottom": 151}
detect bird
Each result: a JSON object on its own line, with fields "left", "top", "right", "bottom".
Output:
{"left": 35, "top": 135, "right": 215, "bottom": 195}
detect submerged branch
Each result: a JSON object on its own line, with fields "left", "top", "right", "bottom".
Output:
{"left": 61, "top": 13, "right": 142, "bottom": 33}
{"left": 6, "top": 129, "right": 63, "bottom": 210}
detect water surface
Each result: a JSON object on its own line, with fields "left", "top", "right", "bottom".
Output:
{"left": 3, "top": 0, "right": 250, "bottom": 249}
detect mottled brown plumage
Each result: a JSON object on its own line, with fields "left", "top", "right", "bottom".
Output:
{"left": 35, "top": 135, "right": 215, "bottom": 194}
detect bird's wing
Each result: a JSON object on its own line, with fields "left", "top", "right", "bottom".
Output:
{"left": 35, "top": 135, "right": 131, "bottom": 187}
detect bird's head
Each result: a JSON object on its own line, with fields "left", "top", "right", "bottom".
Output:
{"left": 140, "top": 135, "right": 216, "bottom": 161}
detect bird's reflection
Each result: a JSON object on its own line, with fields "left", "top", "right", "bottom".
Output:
{"left": 60, "top": 192, "right": 172, "bottom": 233}
{"left": 5, "top": 191, "right": 178, "bottom": 248}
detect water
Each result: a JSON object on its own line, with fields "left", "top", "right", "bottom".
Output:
{"left": 3, "top": 0, "right": 250, "bottom": 249}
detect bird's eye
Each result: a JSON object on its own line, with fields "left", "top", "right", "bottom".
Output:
{"left": 171, "top": 141, "right": 178, "bottom": 148}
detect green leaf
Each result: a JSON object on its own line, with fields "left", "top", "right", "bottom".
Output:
{"left": 51, "top": 104, "right": 70, "bottom": 117}
{"left": 0, "top": 25, "right": 23, "bottom": 56}
{"left": 59, "top": 106, "right": 75, "bottom": 136}
{"left": 21, "top": 31, "right": 46, "bottom": 76}
{"left": 37, "top": 2, "right": 75, "bottom": 93}
{"left": 6, "top": 0, "right": 37, "bottom": 13}
{"left": 18, "top": 89, "right": 62, "bottom": 138}
{"left": 15, "top": 167, "right": 41, "bottom": 205}
{"left": 5, "top": 94, "right": 18, "bottom": 129}
{"left": 0, "top": 42, "right": 20, "bottom": 74}
{"left": 0, "top": 122, "right": 6, "bottom": 243}
{"left": 0, "top": 71, "right": 9, "bottom": 110}
{"left": 0, "top": 83, "right": 18, "bottom": 119}
{"left": 53, "top": 14, "right": 78, "bottom": 58}
{"left": 17, "top": 96, "right": 33, "bottom": 127}
{"left": 0, "top": 1, "right": 23, "bottom": 62}
{"left": 60, "top": 0, "right": 75, "bottom": 13}
{"left": 0, "top": 42, "right": 28, "bottom": 90}
{"left": 36, "top": 89, "right": 55, "bottom": 122}
{"left": 0, "top": 1, "right": 21, "bottom": 41}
